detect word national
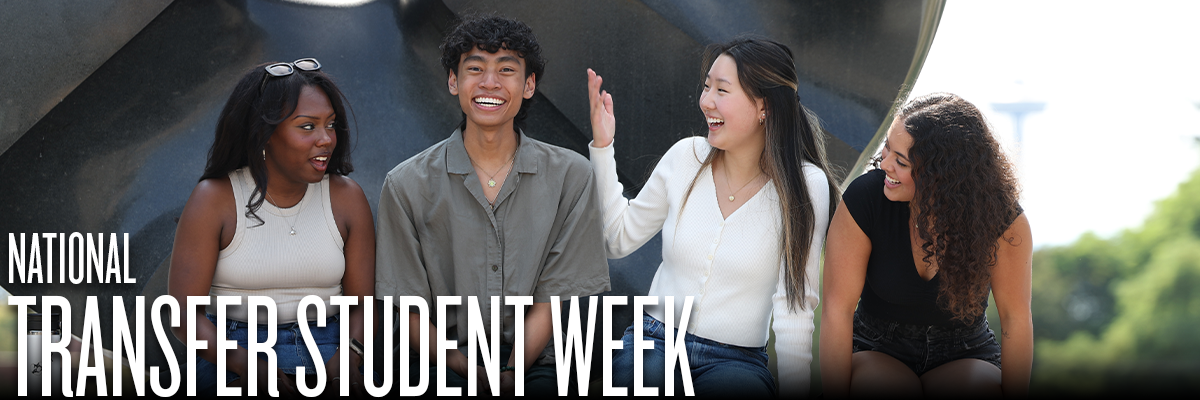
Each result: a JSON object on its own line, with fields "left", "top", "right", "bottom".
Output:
{"left": 8, "top": 233, "right": 136, "bottom": 285}
{"left": 6, "top": 295, "right": 695, "bottom": 397}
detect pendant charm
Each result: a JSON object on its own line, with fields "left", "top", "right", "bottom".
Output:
{"left": 488, "top": 180, "right": 496, "bottom": 187}
{"left": 289, "top": 229, "right": 296, "bottom": 236}
{"left": 728, "top": 195, "right": 735, "bottom": 202}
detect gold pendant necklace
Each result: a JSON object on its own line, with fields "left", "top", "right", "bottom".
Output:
{"left": 467, "top": 148, "right": 518, "bottom": 188}
{"left": 723, "top": 159, "right": 763, "bottom": 202}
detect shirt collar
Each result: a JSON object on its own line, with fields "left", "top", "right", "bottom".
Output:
{"left": 445, "top": 128, "right": 538, "bottom": 175}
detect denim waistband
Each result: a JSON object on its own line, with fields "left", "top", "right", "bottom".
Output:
{"left": 205, "top": 313, "right": 339, "bottom": 330}
{"left": 855, "top": 310, "right": 987, "bottom": 340}
{"left": 642, "top": 313, "right": 767, "bottom": 352}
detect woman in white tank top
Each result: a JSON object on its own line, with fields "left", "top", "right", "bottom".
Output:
{"left": 168, "top": 59, "right": 375, "bottom": 396}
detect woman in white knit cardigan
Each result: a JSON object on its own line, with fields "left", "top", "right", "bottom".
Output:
{"left": 585, "top": 36, "right": 840, "bottom": 397}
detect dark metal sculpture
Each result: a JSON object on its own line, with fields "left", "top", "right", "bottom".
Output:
{"left": 0, "top": 0, "right": 943, "bottom": 387}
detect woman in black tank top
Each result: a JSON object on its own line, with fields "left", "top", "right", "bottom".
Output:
{"left": 820, "top": 93, "right": 1033, "bottom": 397}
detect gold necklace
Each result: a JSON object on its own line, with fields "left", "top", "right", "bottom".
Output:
{"left": 467, "top": 147, "right": 518, "bottom": 188}
{"left": 723, "top": 160, "right": 762, "bottom": 202}
{"left": 265, "top": 191, "right": 301, "bottom": 236}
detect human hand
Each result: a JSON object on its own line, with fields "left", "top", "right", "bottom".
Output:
{"left": 474, "top": 365, "right": 495, "bottom": 396}
{"left": 500, "top": 370, "right": 516, "bottom": 396}
{"left": 447, "top": 351, "right": 497, "bottom": 395}
{"left": 230, "top": 361, "right": 297, "bottom": 397}
{"left": 275, "top": 367, "right": 299, "bottom": 397}
{"left": 587, "top": 68, "right": 616, "bottom": 148}
{"left": 327, "top": 349, "right": 368, "bottom": 397}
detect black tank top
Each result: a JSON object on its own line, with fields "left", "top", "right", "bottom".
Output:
{"left": 843, "top": 169, "right": 988, "bottom": 327}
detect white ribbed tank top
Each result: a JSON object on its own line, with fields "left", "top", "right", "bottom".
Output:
{"left": 207, "top": 167, "right": 345, "bottom": 323}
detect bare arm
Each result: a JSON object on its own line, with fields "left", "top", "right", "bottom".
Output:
{"left": 405, "top": 312, "right": 474, "bottom": 379}
{"left": 513, "top": 303, "right": 555, "bottom": 362}
{"left": 991, "top": 213, "right": 1033, "bottom": 398}
{"left": 497, "top": 302, "right": 555, "bottom": 395}
{"left": 327, "top": 175, "right": 376, "bottom": 391}
{"left": 167, "top": 178, "right": 293, "bottom": 394}
{"left": 819, "top": 200, "right": 871, "bottom": 398}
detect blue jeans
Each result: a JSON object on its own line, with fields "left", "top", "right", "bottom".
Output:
{"left": 613, "top": 313, "right": 776, "bottom": 397}
{"left": 194, "top": 313, "right": 341, "bottom": 395}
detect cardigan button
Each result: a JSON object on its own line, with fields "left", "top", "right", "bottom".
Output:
{"left": 491, "top": 265, "right": 498, "bottom": 272}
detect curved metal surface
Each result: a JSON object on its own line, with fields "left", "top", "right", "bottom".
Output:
{"left": 0, "top": 0, "right": 173, "bottom": 156}
{"left": 0, "top": 0, "right": 942, "bottom": 387}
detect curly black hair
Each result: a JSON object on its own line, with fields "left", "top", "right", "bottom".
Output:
{"left": 880, "top": 93, "right": 1023, "bottom": 323}
{"left": 440, "top": 14, "right": 545, "bottom": 132}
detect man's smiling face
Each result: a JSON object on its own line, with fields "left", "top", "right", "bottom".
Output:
{"left": 448, "top": 47, "right": 536, "bottom": 133}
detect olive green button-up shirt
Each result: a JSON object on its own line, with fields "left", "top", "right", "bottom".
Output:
{"left": 376, "top": 129, "right": 610, "bottom": 363}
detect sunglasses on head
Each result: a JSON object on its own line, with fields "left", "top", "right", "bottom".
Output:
{"left": 259, "top": 58, "right": 321, "bottom": 93}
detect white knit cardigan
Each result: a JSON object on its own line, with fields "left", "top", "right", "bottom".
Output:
{"left": 589, "top": 137, "right": 830, "bottom": 396}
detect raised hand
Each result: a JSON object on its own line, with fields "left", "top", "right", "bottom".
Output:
{"left": 587, "top": 68, "right": 616, "bottom": 148}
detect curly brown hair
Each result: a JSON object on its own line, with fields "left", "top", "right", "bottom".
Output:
{"left": 884, "top": 93, "right": 1022, "bottom": 323}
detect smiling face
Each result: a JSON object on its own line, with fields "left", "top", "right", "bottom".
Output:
{"left": 448, "top": 47, "right": 536, "bottom": 134}
{"left": 880, "top": 117, "right": 916, "bottom": 202}
{"left": 265, "top": 85, "right": 336, "bottom": 186}
{"left": 699, "top": 54, "right": 766, "bottom": 153}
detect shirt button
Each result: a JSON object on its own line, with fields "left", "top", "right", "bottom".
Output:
{"left": 719, "top": 221, "right": 725, "bottom": 227}
{"left": 706, "top": 254, "right": 713, "bottom": 260}
{"left": 491, "top": 265, "right": 498, "bottom": 272}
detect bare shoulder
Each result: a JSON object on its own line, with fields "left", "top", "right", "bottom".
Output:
{"left": 176, "top": 175, "right": 236, "bottom": 249}
{"left": 328, "top": 174, "right": 365, "bottom": 196}
{"left": 186, "top": 176, "right": 235, "bottom": 216}
{"left": 328, "top": 174, "right": 370, "bottom": 210}
{"left": 328, "top": 174, "right": 373, "bottom": 232}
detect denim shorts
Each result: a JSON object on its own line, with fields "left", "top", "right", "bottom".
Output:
{"left": 851, "top": 310, "right": 1002, "bottom": 376}
{"left": 613, "top": 313, "right": 775, "bottom": 397}
{"left": 195, "top": 313, "right": 341, "bottom": 394}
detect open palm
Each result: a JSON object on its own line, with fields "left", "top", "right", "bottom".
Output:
{"left": 587, "top": 68, "right": 616, "bottom": 147}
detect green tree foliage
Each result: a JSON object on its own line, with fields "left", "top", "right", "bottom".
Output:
{"left": 1033, "top": 167, "right": 1200, "bottom": 394}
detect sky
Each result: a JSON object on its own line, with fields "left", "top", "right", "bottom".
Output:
{"left": 907, "top": 1, "right": 1200, "bottom": 248}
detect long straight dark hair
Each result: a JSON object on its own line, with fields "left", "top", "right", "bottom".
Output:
{"left": 682, "top": 36, "right": 841, "bottom": 311}
{"left": 201, "top": 63, "right": 354, "bottom": 225}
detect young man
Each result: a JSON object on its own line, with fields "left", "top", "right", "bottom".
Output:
{"left": 375, "top": 15, "right": 609, "bottom": 395}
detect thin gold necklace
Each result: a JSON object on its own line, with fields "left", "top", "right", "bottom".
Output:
{"left": 723, "top": 159, "right": 762, "bottom": 202}
{"left": 265, "top": 191, "right": 301, "bottom": 235}
{"left": 467, "top": 147, "right": 518, "bottom": 188}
